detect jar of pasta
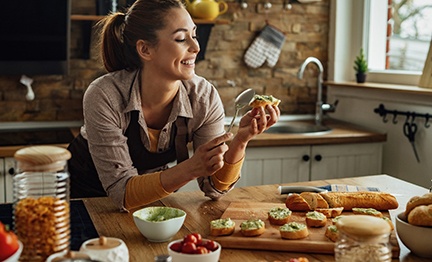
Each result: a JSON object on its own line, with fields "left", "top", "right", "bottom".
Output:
{"left": 13, "top": 145, "right": 72, "bottom": 262}
{"left": 334, "top": 215, "right": 392, "bottom": 262}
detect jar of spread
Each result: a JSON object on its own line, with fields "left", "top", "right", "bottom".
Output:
{"left": 13, "top": 145, "right": 72, "bottom": 262}
{"left": 335, "top": 215, "right": 392, "bottom": 262}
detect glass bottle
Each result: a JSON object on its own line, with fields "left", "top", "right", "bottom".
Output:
{"left": 334, "top": 215, "right": 392, "bottom": 262}
{"left": 154, "top": 255, "right": 172, "bottom": 262}
{"left": 13, "top": 145, "right": 72, "bottom": 262}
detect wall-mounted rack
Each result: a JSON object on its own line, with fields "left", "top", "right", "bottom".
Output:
{"left": 373, "top": 104, "right": 431, "bottom": 128}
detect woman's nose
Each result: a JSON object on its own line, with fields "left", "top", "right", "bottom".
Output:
{"left": 189, "top": 38, "right": 200, "bottom": 53}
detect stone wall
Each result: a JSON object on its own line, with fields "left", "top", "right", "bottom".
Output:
{"left": 0, "top": 0, "right": 329, "bottom": 122}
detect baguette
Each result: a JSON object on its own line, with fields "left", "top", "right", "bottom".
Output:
{"left": 407, "top": 204, "right": 432, "bottom": 227}
{"left": 319, "top": 191, "right": 399, "bottom": 210}
{"left": 249, "top": 94, "right": 281, "bottom": 108}
{"left": 300, "top": 192, "right": 329, "bottom": 210}
{"left": 279, "top": 222, "right": 309, "bottom": 240}
{"left": 268, "top": 207, "right": 292, "bottom": 225}
{"left": 210, "top": 218, "right": 235, "bottom": 236}
{"left": 240, "top": 219, "right": 266, "bottom": 237}
{"left": 285, "top": 193, "right": 311, "bottom": 211}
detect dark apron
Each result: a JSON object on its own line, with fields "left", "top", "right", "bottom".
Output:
{"left": 67, "top": 111, "right": 189, "bottom": 198}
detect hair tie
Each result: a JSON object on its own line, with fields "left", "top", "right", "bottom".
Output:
{"left": 117, "top": 13, "right": 127, "bottom": 44}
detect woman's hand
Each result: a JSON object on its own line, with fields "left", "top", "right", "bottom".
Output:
{"left": 186, "top": 132, "right": 233, "bottom": 179}
{"left": 235, "top": 105, "right": 280, "bottom": 144}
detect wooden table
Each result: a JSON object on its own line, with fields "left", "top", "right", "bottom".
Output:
{"left": 81, "top": 175, "right": 430, "bottom": 262}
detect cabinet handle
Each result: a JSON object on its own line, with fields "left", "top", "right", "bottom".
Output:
{"left": 8, "top": 167, "right": 15, "bottom": 175}
{"left": 314, "top": 154, "right": 322, "bottom": 161}
{"left": 302, "top": 155, "right": 310, "bottom": 162}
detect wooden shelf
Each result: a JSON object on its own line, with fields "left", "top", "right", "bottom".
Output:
{"left": 71, "top": 14, "right": 229, "bottom": 24}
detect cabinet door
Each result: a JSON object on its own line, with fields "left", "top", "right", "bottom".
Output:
{"left": 4, "top": 157, "right": 16, "bottom": 203}
{"left": 310, "top": 143, "right": 383, "bottom": 180}
{"left": 239, "top": 146, "right": 310, "bottom": 187}
{"left": 0, "top": 158, "right": 5, "bottom": 203}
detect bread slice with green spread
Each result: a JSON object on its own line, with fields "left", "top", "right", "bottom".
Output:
{"left": 352, "top": 207, "right": 383, "bottom": 217}
{"left": 305, "top": 211, "right": 327, "bottom": 227}
{"left": 249, "top": 94, "right": 281, "bottom": 108}
{"left": 240, "top": 218, "right": 266, "bottom": 237}
{"left": 325, "top": 225, "right": 339, "bottom": 242}
{"left": 268, "top": 207, "right": 292, "bottom": 225}
{"left": 210, "top": 218, "right": 236, "bottom": 236}
{"left": 279, "top": 222, "right": 309, "bottom": 240}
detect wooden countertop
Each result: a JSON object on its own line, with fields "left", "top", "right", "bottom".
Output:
{"left": 82, "top": 175, "right": 429, "bottom": 261}
{"left": 0, "top": 120, "right": 385, "bottom": 157}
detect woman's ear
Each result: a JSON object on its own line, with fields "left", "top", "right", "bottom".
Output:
{"left": 136, "top": 39, "right": 152, "bottom": 61}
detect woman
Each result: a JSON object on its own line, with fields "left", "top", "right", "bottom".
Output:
{"left": 68, "top": 0, "right": 280, "bottom": 212}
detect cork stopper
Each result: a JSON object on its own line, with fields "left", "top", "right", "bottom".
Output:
{"left": 14, "top": 145, "right": 71, "bottom": 172}
{"left": 84, "top": 236, "right": 121, "bottom": 250}
{"left": 336, "top": 215, "right": 391, "bottom": 237}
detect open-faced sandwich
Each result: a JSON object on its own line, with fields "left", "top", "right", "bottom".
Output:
{"left": 210, "top": 217, "right": 236, "bottom": 236}
{"left": 240, "top": 218, "right": 266, "bottom": 237}
{"left": 268, "top": 207, "right": 292, "bottom": 225}
{"left": 352, "top": 207, "right": 383, "bottom": 217}
{"left": 325, "top": 224, "right": 339, "bottom": 242}
{"left": 249, "top": 94, "right": 281, "bottom": 108}
{"left": 305, "top": 211, "right": 327, "bottom": 227}
{"left": 279, "top": 222, "right": 309, "bottom": 240}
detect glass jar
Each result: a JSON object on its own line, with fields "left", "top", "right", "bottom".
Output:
{"left": 334, "top": 215, "right": 392, "bottom": 262}
{"left": 13, "top": 145, "right": 72, "bottom": 262}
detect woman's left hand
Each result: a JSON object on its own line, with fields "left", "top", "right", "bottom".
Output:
{"left": 235, "top": 104, "right": 280, "bottom": 144}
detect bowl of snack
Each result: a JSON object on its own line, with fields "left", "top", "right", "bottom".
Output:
{"left": 167, "top": 233, "right": 221, "bottom": 262}
{"left": 395, "top": 193, "right": 432, "bottom": 258}
{"left": 133, "top": 206, "right": 186, "bottom": 242}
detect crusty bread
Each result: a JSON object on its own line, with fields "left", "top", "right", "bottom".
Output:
{"left": 352, "top": 207, "right": 383, "bottom": 217}
{"left": 210, "top": 218, "right": 235, "bottom": 236}
{"left": 268, "top": 207, "right": 292, "bottom": 225}
{"left": 285, "top": 193, "right": 311, "bottom": 211}
{"left": 279, "top": 222, "right": 309, "bottom": 240}
{"left": 407, "top": 204, "right": 432, "bottom": 227}
{"left": 316, "top": 207, "right": 344, "bottom": 218}
{"left": 300, "top": 192, "right": 329, "bottom": 210}
{"left": 240, "top": 219, "right": 266, "bottom": 237}
{"left": 325, "top": 225, "right": 339, "bottom": 242}
{"left": 319, "top": 191, "right": 399, "bottom": 210}
{"left": 405, "top": 193, "right": 432, "bottom": 217}
{"left": 305, "top": 211, "right": 327, "bottom": 227}
{"left": 249, "top": 95, "right": 281, "bottom": 108}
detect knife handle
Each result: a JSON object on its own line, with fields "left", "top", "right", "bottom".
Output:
{"left": 278, "top": 186, "right": 328, "bottom": 194}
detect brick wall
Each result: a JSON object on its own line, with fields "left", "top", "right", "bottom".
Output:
{"left": 0, "top": 0, "right": 329, "bottom": 122}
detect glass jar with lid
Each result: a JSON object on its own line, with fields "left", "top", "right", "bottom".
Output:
{"left": 335, "top": 215, "right": 392, "bottom": 262}
{"left": 13, "top": 145, "right": 72, "bottom": 262}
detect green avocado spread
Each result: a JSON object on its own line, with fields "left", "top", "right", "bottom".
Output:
{"left": 138, "top": 207, "right": 185, "bottom": 222}
{"left": 268, "top": 207, "right": 292, "bottom": 219}
{"left": 211, "top": 218, "right": 235, "bottom": 229}
{"left": 240, "top": 219, "right": 265, "bottom": 230}
{"left": 279, "top": 222, "right": 306, "bottom": 232}
{"left": 306, "top": 211, "right": 326, "bottom": 220}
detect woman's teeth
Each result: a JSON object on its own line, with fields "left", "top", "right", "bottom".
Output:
{"left": 181, "top": 60, "right": 194, "bottom": 65}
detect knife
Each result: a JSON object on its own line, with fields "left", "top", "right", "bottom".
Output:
{"left": 278, "top": 186, "right": 328, "bottom": 194}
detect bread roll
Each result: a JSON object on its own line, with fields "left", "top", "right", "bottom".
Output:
{"left": 319, "top": 191, "right": 399, "bottom": 210}
{"left": 407, "top": 204, "right": 432, "bottom": 227}
{"left": 285, "top": 193, "right": 311, "bottom": 211}
{"left": 316, "top": 207, "right": 344, "bottom": 218}
{"left": 305, "top": 211, "right": 327, "bottom": 227}
{"left": 405, "top": 193, "right": 432, "bottom": 217}
{"left": 279, "top": 222, "right": 309, "bottom": 240}
{"left": 300, "top": 192, "right": 329, "bottom": 210}
{"left": 249, "top": 94, "right": 281, "bottom": 108}
{"left": 268, "top": 207, "right": 292, "bottom": 225}
{"left": 240, "top": 219, "right": 266, "bottom": 237}
{"left": 210, "top": 218, "right": 235, "bottom": 236}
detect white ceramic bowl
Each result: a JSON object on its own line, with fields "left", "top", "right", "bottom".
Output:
{"left": 395, "top": 212, "right": 432, "bottom": 258}
{"left": 133, "top": 206, "right": 186, "bottom": 242}
{"left": 167, "top": 239, "right": 221, "bottom": 262}
{"left": 4, "top": 240, "right": 23, "bottom": 262}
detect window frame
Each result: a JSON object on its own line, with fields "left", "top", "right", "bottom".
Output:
{"left": 329, "top": 0, "right": 422, "bottom": 86}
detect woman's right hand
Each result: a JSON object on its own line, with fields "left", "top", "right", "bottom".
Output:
{"left": 187, "top": 132, "right": 233, "bottom": 179}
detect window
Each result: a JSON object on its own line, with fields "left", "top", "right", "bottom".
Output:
{"left": 329, "top": 0, "right": 431, "bottom": 85}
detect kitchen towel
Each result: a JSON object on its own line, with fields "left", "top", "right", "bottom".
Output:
{"left": 244, "top": 24, "right": 286, "bottom": 68}
{"left": 319, "top": 184, "right": 380, "bottom": 192}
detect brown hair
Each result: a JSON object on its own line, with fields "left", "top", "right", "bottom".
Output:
{"left": 97, "top": 0, "right": 185, "bottom": 72}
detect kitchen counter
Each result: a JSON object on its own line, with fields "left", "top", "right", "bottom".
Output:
{"left": 81, "top": 174, "right": 429, "bottom": 261}
{"left": 0, "top": 118, "right": 386, "bottom": 157}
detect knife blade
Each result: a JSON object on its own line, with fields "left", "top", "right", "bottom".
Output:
{"left": 278, "top": 186, "right": 328, "bottom": 194}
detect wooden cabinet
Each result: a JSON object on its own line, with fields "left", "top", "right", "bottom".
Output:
{"left": 0, "top": 157, "right": 16, "bottom": 203}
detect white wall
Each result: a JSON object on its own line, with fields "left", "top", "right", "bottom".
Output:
{"left": 328, "top": 86, "right": 432, "bottom": 188}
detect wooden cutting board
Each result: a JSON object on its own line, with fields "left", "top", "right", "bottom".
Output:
{"left": 212, "top": 202, "right": 400, "bottom": 258}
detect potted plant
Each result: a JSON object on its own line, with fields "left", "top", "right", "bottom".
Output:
{"left": 353, "top": 48, "right": 368, "bottom": 83}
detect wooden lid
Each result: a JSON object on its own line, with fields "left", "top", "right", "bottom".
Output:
{"left": 14, "top": 145, "right": 71, "bottom": 172}
{"left": 336, "top": 215, "right": 391, "bottom": 237}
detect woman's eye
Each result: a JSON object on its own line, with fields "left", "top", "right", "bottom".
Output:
{"left": 175, "top": 39, "right": 186, "bottom": 42}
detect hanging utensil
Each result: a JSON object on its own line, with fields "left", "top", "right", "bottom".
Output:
{"left": 226, "top": 88, "right": 255, "bottom": 133}
{"left": 403, "top": 120, "right": 420, "bottom": 163}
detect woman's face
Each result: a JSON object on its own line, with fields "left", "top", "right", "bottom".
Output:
{"left": 147, "top": 7, "right": 200, "bottom": 81}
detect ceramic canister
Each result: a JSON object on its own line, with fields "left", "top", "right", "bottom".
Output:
{"left": 79, "top": 236, "right": 129, "bottom": 262}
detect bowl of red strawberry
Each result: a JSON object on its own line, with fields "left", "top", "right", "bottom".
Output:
{"left": 167, "top": 233, "right": 221, "bottom": 262}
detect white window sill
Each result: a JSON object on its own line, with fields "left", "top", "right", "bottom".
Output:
{"left": 325, "top": 81, "right": 432, "bottom": 97}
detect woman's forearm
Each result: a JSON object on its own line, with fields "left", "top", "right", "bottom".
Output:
{"left": 224, "top": 136, "right": 248, "bottom": 164}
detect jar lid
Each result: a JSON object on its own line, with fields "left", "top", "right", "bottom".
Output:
{"left": 83, "top": 236, "right": 121, "bottom": 250}
{"left": 14, "top": 145, "right": 71, "bottom": 172}
{"left": 336, "top": 215, "right": 391, "bottom": 237}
